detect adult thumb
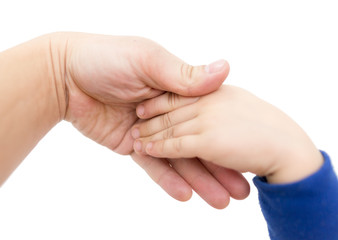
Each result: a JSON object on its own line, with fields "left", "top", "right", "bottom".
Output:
{"left": 141, "top": 43, "right": 230, "bottom": 96}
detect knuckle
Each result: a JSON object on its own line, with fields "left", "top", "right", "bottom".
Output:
{"left": 180, "top": 63, "right": 195, "bottom": 84}
{"left": 163, "top": 127, "right": 175, "bottom": 139}
{"left": 167, "top": 92, "right": 180, "bottom": 110}
{"left": 161, "top": 113, "right": 173, "bottom": 129}
{"left": 167, "top": 92, "right": 175, "bottom": 109}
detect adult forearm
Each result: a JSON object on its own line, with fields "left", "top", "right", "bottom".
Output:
{"left": 0, "top": 34, "right": 67, "bottom": 185}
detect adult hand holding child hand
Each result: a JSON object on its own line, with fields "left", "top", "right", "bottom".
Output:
{"left": 0, "top": 32, "right": 249, "bottom": 209}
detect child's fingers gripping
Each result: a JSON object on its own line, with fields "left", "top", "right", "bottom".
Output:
{"left": 132, "top": 106, "right": 198, "bottom": 139}
{"left": 145, "top": 136, "right": 200, "bottom": 159}
{"left": 133, "top": 120, "right": 198, "bottom": 154}
{"left": 136, "top": 92, "right": 200, "bottom": 119}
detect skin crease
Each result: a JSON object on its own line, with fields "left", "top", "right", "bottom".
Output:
{"left": 0, "top": 32, "right": 249, "bottom": 209}
{"left": 133, "top": 85, "right": 324, "bottom": 184}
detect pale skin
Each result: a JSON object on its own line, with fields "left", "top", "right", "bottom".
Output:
{"left": 0, "top": 33, "right": 249, "bottom": 209}
{"left": 132, "top": 85, "right": 324, "bottom": 184}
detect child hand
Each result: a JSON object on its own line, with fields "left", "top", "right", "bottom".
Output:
{"left": 132, "top": 85, "right": 323, "bottom": 183}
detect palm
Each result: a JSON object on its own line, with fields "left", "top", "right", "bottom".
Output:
{"left": 65, "top": 36, "right": 162, "bottom": 154}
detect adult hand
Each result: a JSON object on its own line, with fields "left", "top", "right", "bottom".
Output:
{"left": 51, "top": 33, "right": 250, "bottom": 208}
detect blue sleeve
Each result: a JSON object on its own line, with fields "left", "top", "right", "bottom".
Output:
{"left": 253, "top": 151, "right": 338, "bottom": 240}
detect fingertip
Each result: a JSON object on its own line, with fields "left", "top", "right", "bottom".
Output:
{"left": 131, "top": 127, "right": 140, "bottom": 139}
{"left": 136, "top": 104, "right": 145, "bottom": 118}
{"left": 213, "top": 195, "right": 230, "bottom": 210}
{"left": 201, "top": 162, "right": 250, "bottom": 201}
{"left": 131, "top": 151, "right": 193, "bottom": 204}
{"left": 133, "top": 140, "right": 142, "bottom": 153}
{"left": 145, "top": 142, "right": 154, "bottom": 155}
{"left": 159, "top": 170, "right": 193, "bottom": 202}
{"left": 223, "top": 60, "right": 230, "bottom": 79}
{"left": 205, "top": 187, "right": 230, "bottom": 210}
{"left": 175, "top": 187, "right": 193, "bottom": 202}
{"left": 186, "top": 59, "right": 230, "bottom": 97}
{"left": 223, "top": 170, "right": 251, "bottom": 200}
{"left": 204, "top": 59, "right": 229, "bottom": 75}
{"left": 231, "top": 180, "right": 251, "bottom": 200}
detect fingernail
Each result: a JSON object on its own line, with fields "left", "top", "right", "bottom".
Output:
{"left": 134, "top": 140, "right": 142, "bottom": 152}
{"left": 146, "top": 142, "right": 153, "bottom": 153}
{"left": 205, "top": 59, "right": 226, "bottom": 74}
{"left": 137, "top": 105, "right": 145, "bottom": 117}
{"left": 131, "top": 128, "right": 140, "bottom": 139}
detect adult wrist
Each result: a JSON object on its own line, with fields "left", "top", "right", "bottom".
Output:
{"left": 43, "top": 32, "right": 71, "bottom": 122}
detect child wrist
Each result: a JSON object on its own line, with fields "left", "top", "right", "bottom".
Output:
{"left": 266, "top": 147, "right": 323, "bottom": 184}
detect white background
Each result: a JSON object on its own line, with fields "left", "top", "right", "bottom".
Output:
{"left": 0, "top": 0, "right": 337, "bottom": 239}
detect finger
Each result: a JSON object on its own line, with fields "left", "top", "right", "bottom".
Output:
{"left": 131, "top": 152, "right": 193, "bottom": 202}
{"left": 136, "top": 92, "right": 199, "bottom": 119}
{"left": 201, "top": 161, "right": 250, "bottom": 200}
{"left": 144, "top": 136, "right": 199, "bottom": 159}
{"left": 132, "top": 106, "right": 197, "bottom": 138}
{"left": 134, "top": 121, "right": 198, "bottom": 154}
{"left": 113, "top": 122, "right": 136, "bottom": 155}
{"left": 169, "top": 158, "right": 230, "bottom": 209}
{"left": 142, "top": 43, "right": 230, "bottom": 96}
